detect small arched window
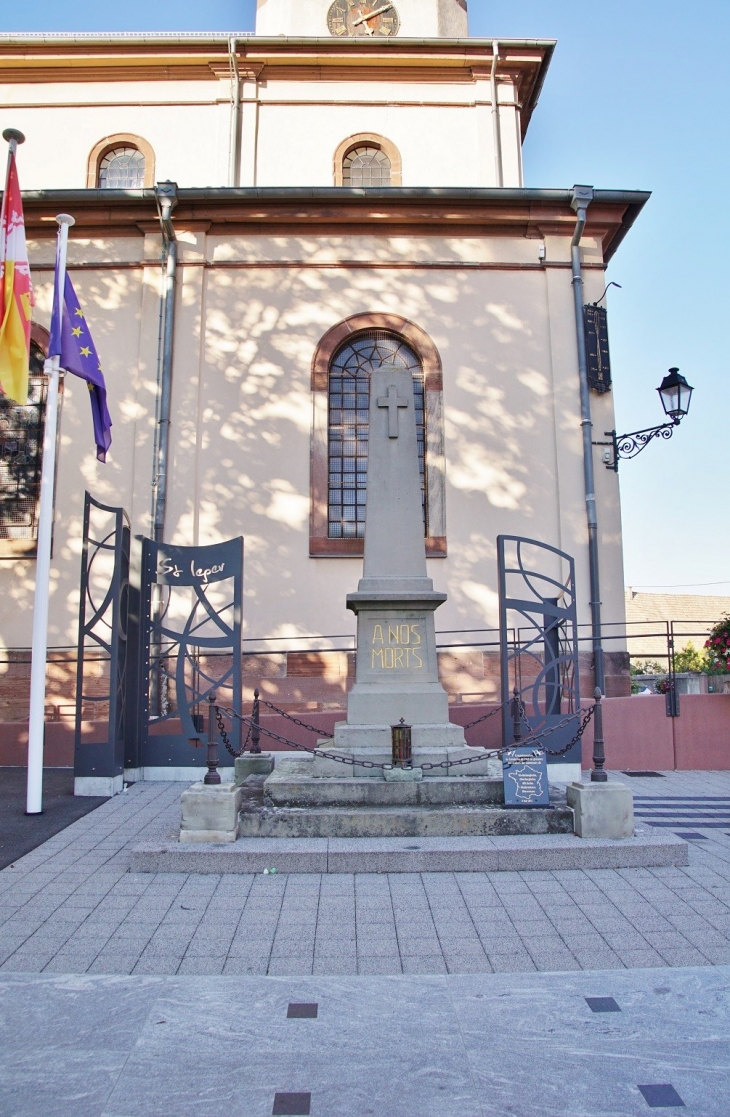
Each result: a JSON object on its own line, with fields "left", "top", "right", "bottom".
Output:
{"left": 334, "top": 134, "right": 402, "bottom": 187}
{"left": 98, "top": 147, "right": 145, "bottom": 189}
{"left": 343, "top": 146, "right": 391, "bottom": 188}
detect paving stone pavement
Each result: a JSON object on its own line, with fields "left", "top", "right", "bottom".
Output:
{"left": 1, "top": 771, "right": 730, "bottom": 978}
{"left": 1, "top": 966, "right": 728, "bottom": 1117}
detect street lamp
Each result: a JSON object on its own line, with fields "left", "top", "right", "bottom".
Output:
{"left": 596, "top": 368, "right": 694, "bottom": 471}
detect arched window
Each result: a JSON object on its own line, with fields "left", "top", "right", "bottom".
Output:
{"left": 310, "top": 314, "right": 445, "bottom": 557}
{"left": 87, "top": 134, "right": 155, "bottom": 189}
{"left": 98, "top": 147, "right": 145, "bottom": 189}
{"left": 333, "top": 134, "right": 402, "bottom": 187}
{"left": 328, "top": 332, "right": 426, "bottom": 539}
{"left": 343, "top": 146, "right": 391, "bottom": 188}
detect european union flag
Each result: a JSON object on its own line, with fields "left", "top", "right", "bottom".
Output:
{"left": 48, "top": 262, "right": 112, "bottom": 463}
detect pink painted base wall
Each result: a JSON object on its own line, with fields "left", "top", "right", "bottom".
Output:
{"left": 580, "top": 694, "right": 730, "bottom": 771}
{"left": 2, "top": 694, "right": 729, "bottom": 771}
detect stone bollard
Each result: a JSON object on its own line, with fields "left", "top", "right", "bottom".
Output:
{"left": 566, "top": 690, "right": 634, "bottom": 838}
{"left": 180, "top": 695, "right": 242, "bottom": 843}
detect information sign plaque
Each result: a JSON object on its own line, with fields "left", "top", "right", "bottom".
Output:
{"left": 502, "top": 746, "right": 551, "bottom": 807}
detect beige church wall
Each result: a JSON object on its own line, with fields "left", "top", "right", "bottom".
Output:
{"left": 2, "top": 90, "right": 228, "bottom": 190}
{"left": 150, "top": 232, "right": 625, "bottom": 654}
{"left": 208, "top": 235, "right": 542, "bottom": 268}
{"left": 0, "top": 227, "right": 625, "bottom": 699}
{"left": 255, "top": 100, "right": 493, "bottom": 187}
{"left": 4, "top": 80, "right": 521, "bottom": 191}
{"left": 0, "top": 244, "right": 153, "bottom": 652}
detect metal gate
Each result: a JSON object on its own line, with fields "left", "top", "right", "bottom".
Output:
{"left": 497, "top": 535, "right": 581, "bottom": 765}
{"left": 135, "top": 537, "right": 243, "bottom": 769}
{"left": 74, "top": 492, "right": 130, "bottom": 785}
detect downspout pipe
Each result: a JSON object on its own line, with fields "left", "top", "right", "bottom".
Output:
{"left": 570, "top": 184, "right": 605, "bottom": 694}
{"left": 228, "top": 37, "right": 241, "bottom": 188}
{"left": 153, "top": 180, "right": 178, "bottom": 544}
{"left": 490, "top": 40, "right": 504, "bottom": 188}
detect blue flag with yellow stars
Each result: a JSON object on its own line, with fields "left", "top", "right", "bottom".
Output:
{"left": 48, "top": 264, "right": 112, "bottom": 463}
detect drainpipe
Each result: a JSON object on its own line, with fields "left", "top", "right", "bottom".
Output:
{"left": 570, "top": 184, "right": 605, "bottom": 694}
{"left": 490, "top": 40, "right": 504, "bottom": 187}
{"left": 228, "top": 37, "right": 241, "bottom": 187}
{"left": 153, "top": 180, "right": 178, "bottom": 544}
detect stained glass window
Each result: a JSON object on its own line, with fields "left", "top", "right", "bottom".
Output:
{"left": 342, "top": 146, "right": 392, "bottom": 187}
{"left": 328, "top": 332, "right": 427, "bottom": 539}
{"left": 98, "top": 147, "right": 145, "bottom": 189}
{"left": 0, "top": 342, "right": 48, "bottom": 546}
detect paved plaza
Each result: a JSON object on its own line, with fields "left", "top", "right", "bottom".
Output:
{"left": 1, "top": 770, "right": 729, "bottom": 1116}
{"left": 1, "top": 966, "right": 728, "bottom": 1117}
{"left": 1, "top": 771, "right": 730, "bottom": 978}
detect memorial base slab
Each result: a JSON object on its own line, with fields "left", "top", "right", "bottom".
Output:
{"left": 566, "top": 780, "right": 635, "bottom": 839}
{"left": 179, "top": 781, "right": 243, "bottom": 844}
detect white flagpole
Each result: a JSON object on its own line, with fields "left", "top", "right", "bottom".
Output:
{"left": 26, "top": 213, "right": 75, "bottom": 815}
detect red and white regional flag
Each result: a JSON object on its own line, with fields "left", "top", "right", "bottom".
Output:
{"left": 0, "top": 149, "right": 33, "bottom": 404}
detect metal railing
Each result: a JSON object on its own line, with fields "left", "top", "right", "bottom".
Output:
{"left": 1, "top": 617, "right": 725, "bottom": 720}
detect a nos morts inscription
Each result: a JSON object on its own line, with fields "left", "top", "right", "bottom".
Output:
{"left": 502, "top": 746, "right": 551, "bottom": 807}
{"left": 369, "top": 622, "right": 424, "bottom": 671}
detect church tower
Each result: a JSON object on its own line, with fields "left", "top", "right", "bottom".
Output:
{"left": 256, "top": 0, "right": 469, "bottom": 38}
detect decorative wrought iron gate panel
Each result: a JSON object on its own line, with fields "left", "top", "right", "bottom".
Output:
{"left": 137, "top": 537, "right": 243, "bottom": 768}
{"left": 74, "top": 492, "right": 130, "bottom": 782}
{"left": 497, "top": 535, "right": 581, "bottom": 765}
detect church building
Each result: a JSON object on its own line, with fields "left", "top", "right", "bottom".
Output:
{"left": 0, "top": 0, "right": 648, "bottom": 756}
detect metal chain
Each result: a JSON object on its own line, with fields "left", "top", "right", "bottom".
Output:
{"left": 460, "top": 698, "right": 510, "bottom": 730}
{"left": 262, "top": 694, "right": 508, "bottom": 736}
{"left": 258, "top": 699, "right": 335, "bottom": 738}
{"left": 215, "top": 701, "right": 597, "bottom": 773}
{"left": 216, "top": 706, "right": 252, "bottom": 759}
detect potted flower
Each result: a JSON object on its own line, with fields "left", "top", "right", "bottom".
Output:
{"left": 704, "top": 614, "right": 730, "bottom": 674}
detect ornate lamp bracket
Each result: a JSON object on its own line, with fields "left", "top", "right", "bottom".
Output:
{"left": 594, "top": 419, "right": 680, "bottom": 472}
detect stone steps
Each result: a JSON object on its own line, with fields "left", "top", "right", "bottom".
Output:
{"left": 235, "top": 760, "right": 571, "bottom": 838}
{"left": 264, "top": 760, "right": 507, "bottom": 807}
{"left": 237, "top": 803, "right": 574, "bottom": 838}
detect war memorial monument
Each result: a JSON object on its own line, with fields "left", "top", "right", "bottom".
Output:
{"left": 145, "top": 360, "right": 679, "bottom": 875}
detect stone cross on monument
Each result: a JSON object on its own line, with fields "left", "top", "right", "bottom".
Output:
{"left": 314, "top": 363, "right": 493, "bottom": 777}
{"left": 377, "top": 385, "right": 408, "bottom": 438}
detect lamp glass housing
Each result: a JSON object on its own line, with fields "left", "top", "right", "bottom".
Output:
{"left": 658, "top": 367, "right": 693, "bottom": 421}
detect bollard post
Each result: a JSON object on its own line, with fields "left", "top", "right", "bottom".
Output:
{"left": 511, "top": 687, "right": 523, "bottom": 743}
{"left": 590, "top": 687, "right": 607, "bottom": 782}
{"left": 204, "top": 692, "right": 221, "bottom": 785}
{"left": 391, "top": 718, "right": 412, "bottom": 768}
{"left": 250, "top": 686, "right": 262, "bottom": 754}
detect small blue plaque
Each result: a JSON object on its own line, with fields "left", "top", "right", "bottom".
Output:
{"left": 502, "top": 746, "right": 550, "bottom": 807}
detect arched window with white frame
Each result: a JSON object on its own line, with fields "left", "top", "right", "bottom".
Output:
{"left": 333, "top": 134, "right": 402, "bottom": 187}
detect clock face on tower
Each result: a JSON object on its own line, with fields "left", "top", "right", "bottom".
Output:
{"left": 327, "top": 1, "right": 401, "bottom": 37}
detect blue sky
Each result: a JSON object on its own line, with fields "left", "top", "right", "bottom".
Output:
{"left": 3, "top": 0, "right": 728, "bottom": 595}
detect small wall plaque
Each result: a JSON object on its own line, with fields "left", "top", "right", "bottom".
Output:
{"left": 502, "top": 746, "right": 550, "bottom": 807}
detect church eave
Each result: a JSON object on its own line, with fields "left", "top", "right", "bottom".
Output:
{"left": 0, "top": 36, "right": 554, "bottom": 137}
{"left": 18, "top": 187, "right": 649, "bottom": 261}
